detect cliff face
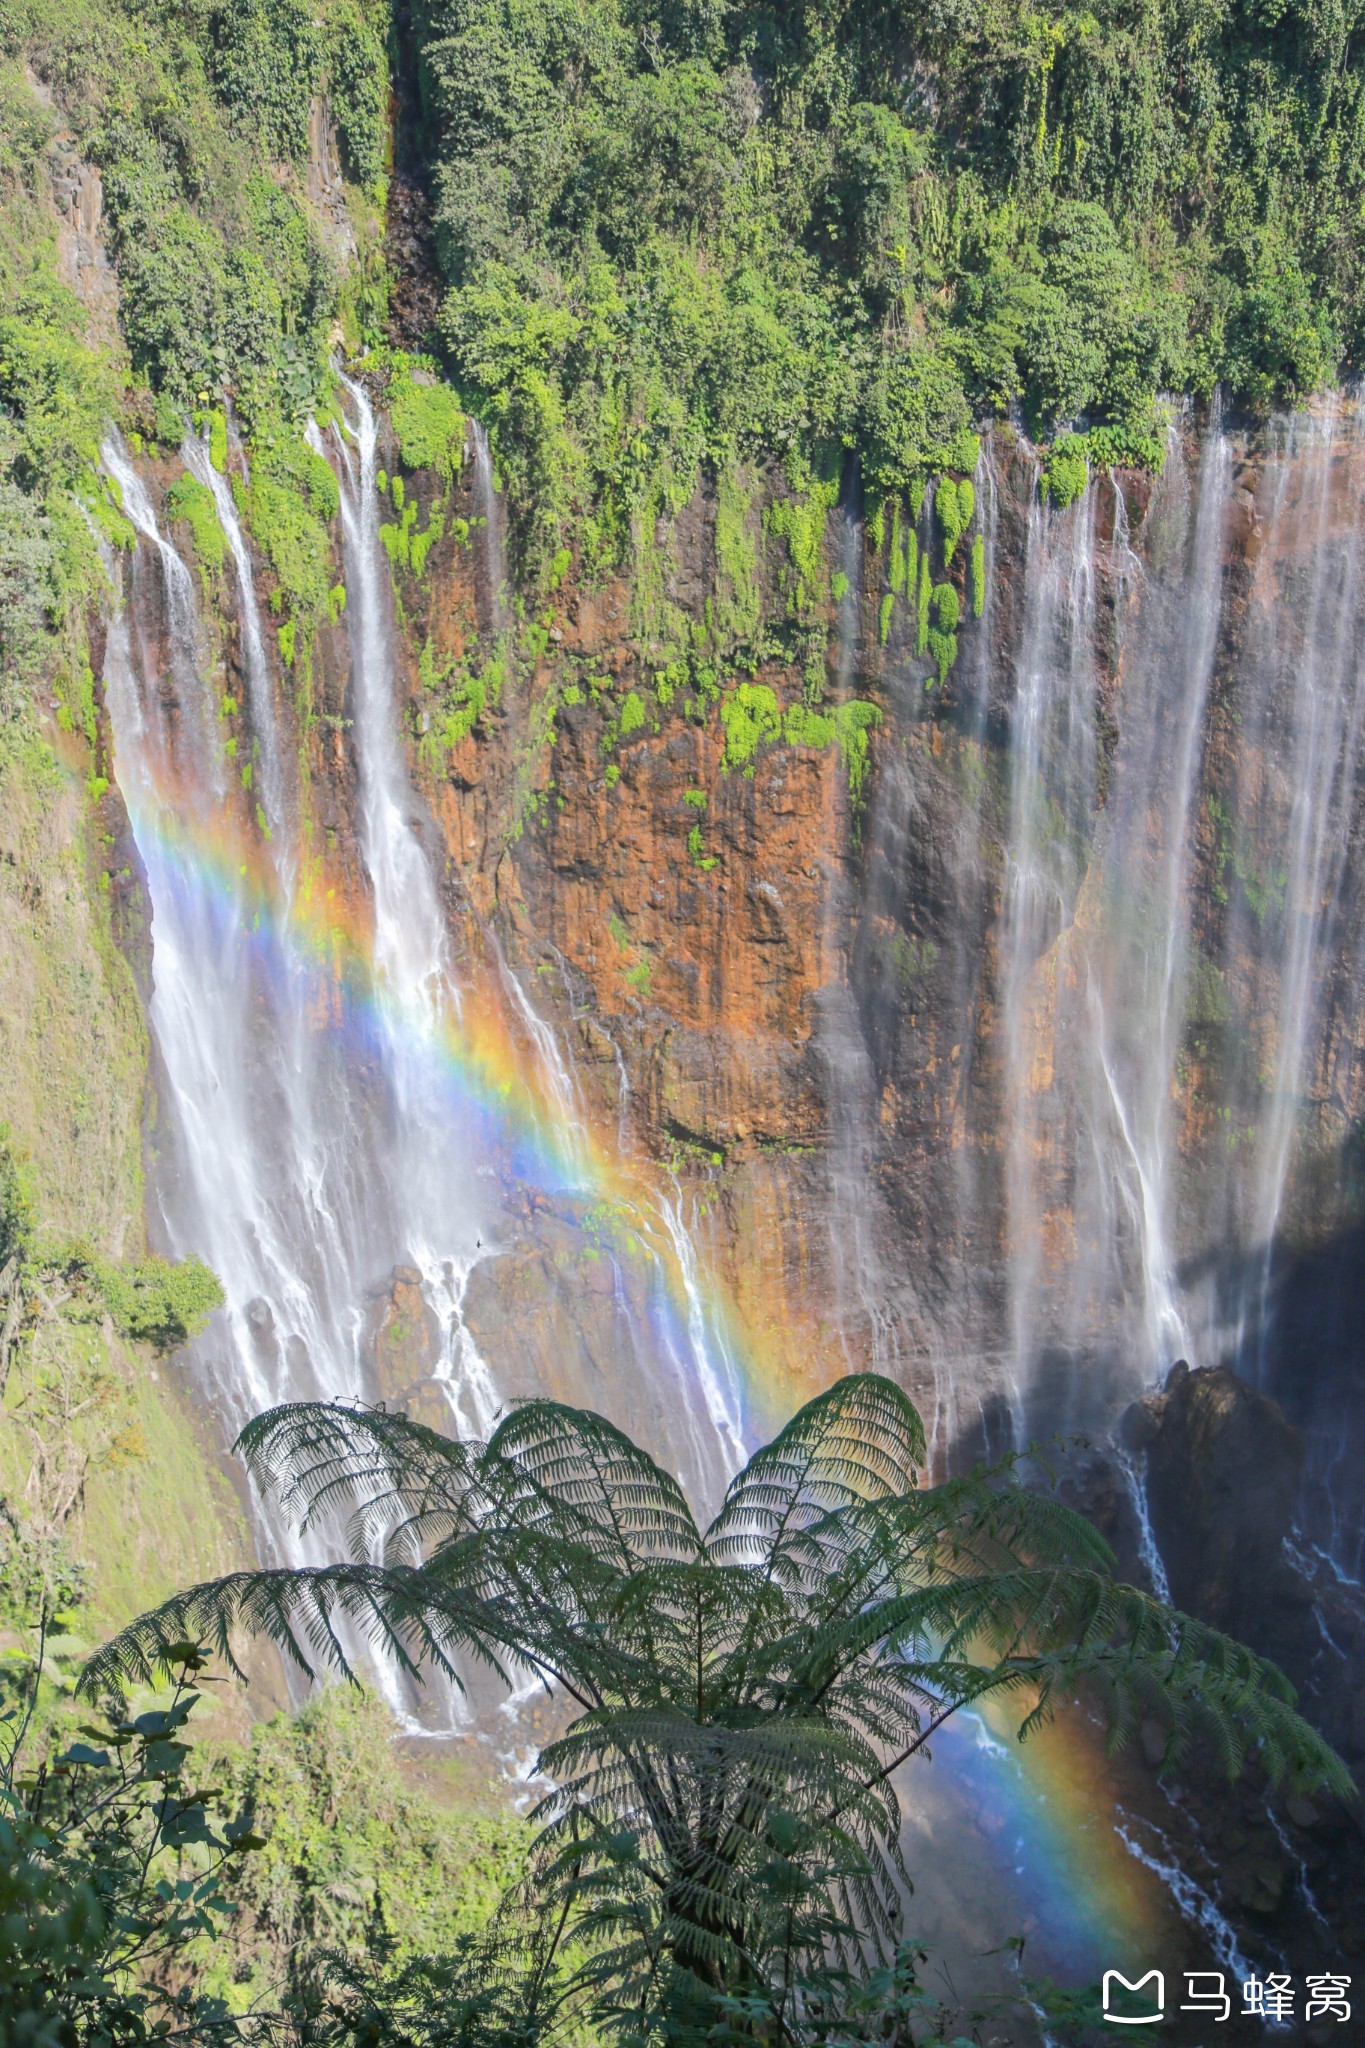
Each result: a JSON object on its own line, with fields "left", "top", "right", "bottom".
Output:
{"left": 354, "top": 411, "right": 1365, "bottom": 1528}
{"left": 80, "top": 389, "right": 1365, "bottom": 1835}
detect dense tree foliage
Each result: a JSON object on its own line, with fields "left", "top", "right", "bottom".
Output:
{"left": 86, "top": 1375, "right": 1350, "bottom": 2046}
{"left": 409, "top": 0, "right": 1365, "bottom": 575}
{"left": 0, "top": 0, "right": 390, "bottom": 709}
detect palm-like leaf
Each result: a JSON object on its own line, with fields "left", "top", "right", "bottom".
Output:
{"left": 79, "top": 1562, "right": 512, "bottom": 1693}
{"left": 83, "top": 1374, "right": 1353, "bottom": 2044}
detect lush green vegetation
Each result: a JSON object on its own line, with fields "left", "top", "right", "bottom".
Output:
{"left": 0, "top": 0, "right": 390, "bottom": 709}
{"left": 409, "top": 0, "right": 1365, "bottom": 594}
{"left": 67, "top": 1373, "right": 1348, "bottom": 2046}
{"left": 0, "top": 1131, "right": 224, "bottom": 1626}
{"left": 190, "top": 1687, "right": 528, "bottom": 2020}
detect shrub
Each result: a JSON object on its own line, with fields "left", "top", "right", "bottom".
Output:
{"left": 164, "top": 474, "right": 226, "bottom": 579}
{"left": 94, "top": 1254, "right": 224, "bottom": 1350}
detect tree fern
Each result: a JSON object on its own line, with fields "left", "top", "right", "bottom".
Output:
{"left": 84, "top": 1373, "right": 1353, "bottom": 2044}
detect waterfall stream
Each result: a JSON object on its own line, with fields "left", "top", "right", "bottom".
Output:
{"left": 93, "top": 384, "right": 1365, "bottom": 1993}
{"left": 1002, "top": 480, "right": 1100, "bottom": 1425}
{"left": 102, "top": 391, "right": 746, "bottom": 1561}
{"left": 180, "top": 432, "right": 293, "bottom": 864}
{"left": 845, "top": 399, "right": 1365, "bottom": 1574}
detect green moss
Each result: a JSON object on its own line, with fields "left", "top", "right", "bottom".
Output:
{"left": 164, "top": 474, "right": 226, "bottom": 580}
{"left": 619, "top": 689, "right": 646, "bottom": 738}
{"left": 207, "top": 408, "right": 228, "bottom": 476}
{"left": 926, "top": 583, "right": 960, "bottom": 688}
{"left": 889, "top": 933, "right": 939, "bottom": 991}
{"left": 971, "top": 533, "right": 986, "bottom": 618}
{"left": 766, "top": 473, "right": 839, "bottom": 622}
{"left": 888, "top": 499, "right": 906, "bottom": 596}
{"left": 683, "top": 787, "right": 716, "bottom": 869}
{"left": 380, "top": 499, "right": 417, "bottom": 568}
{"left": 785, "top": 697, "right": 883, "bottom": 804}
{"left": 1041, "top": 437, "right": 1090, "bottom": 508}
{"left": 719, "top": 681, "right": 782, "bottom": 774}
{"left": 878, "top": 592, "right": 894, "bottom": 644}
{"left": 717, "top": 680, "right": 881, "bottom": 802}
{"left": 938, "top": 475, "right": 974, "bottom": 563}
{"left": 712, "top": 462, "right": 762, "bottom": 652}
{"left": 239, "top": 428, "right": 339, "bottom": 666}
{"left": 390, "top": 371, "right": 465, "bottom": 479}
{"left": 417, "top": 638, "right": 507, "bottom": 766}
{"left": 932, "top": 583, "right": 961, "bottom": 632}
{"left": 916, "top": 551, "right": 931, "bottom": 656}
{"left": 624, "top": 957, "right": 653, "bottom": 997}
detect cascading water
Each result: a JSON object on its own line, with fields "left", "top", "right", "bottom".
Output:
{"left": 99, "top": 438, "right": 433, "bottom": 1719}
{"left": 88, "top": 375, "right": 1365, "bottom": 2016}
{"left": 180, "top": 430, "right": 292, "bottom": 862}
{"left": 469, "top": 419, "right": 509, "bottom": 641}
{"left": 100, "top": 435, "right": 361, "bottom": 1434}
{"left": 311, "top": 377, "right": 502, "bottom": 1441}
{"left": 104, "top": 380, "right": 748, "bottom": 1557}
{"left": 1060, "top": 409, "right": 1234, "bottom": 1389}
{"left": 1001, "top": 479, "right": 1099, "bottom": 1430}
{"left": 844, "top": 394, "right": 1365, "bottom": 1582}
{"left": 1222, "top": 404, "right": 1365, "bottom": 1375}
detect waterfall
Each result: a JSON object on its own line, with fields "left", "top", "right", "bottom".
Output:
{"left": 102, "top": 426, "right": 495, "bottom": 1477}
{"left": 1225, "top": 404, "right": 1365, "bottom": 1377}
{"left": 103, "top": 442, "right": 223, "bottom": 790}
{"left": 1002, "top": 482, "right": 1099, "bottom": 1429}
{"left": 307, "top": 376, "right": 502, "bottom": 1438}
{"left": 1075, "top": 411, "right": 1233, "bottom": 1382}
{"left": 873, "top": 398, "right": 1365, "bottom": 1566}
{"left": 469, "top": 420, "right": 509, "bottom": 641}
{"left": 180, "top": 429, "right": 293, "bottom": 867}
{"left": 104, "top": 387, "right": 750, "bottom": 1563}
{"left": 107, "top": 377, "right": 1365, "bottom": 1591}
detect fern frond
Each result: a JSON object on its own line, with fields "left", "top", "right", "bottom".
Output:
{"left": 235, "top": 1399, "right": 482, "bottom": 1559}
{"left": 705, "top": 1375, "right": 924, "bottom": 1576}
{"left": 79, "top": 1563, "right": 512, "bottom": 1695}
{"left": 487, "top": 1399, "right": 701, "bottom": 1565}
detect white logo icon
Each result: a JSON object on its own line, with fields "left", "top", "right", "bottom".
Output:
{"left": 1102, "top": 1970, "right": 1166, "bottom": 2025}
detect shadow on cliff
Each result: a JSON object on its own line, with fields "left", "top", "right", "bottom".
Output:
{"left": 1177, "top": 1199, "right": 1365, "bottom": 1581}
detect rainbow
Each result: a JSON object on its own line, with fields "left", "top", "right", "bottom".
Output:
{"left": 123, "top": 769, "right": 1177, "bottom": 1983}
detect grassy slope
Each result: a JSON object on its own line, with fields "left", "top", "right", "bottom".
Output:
{"left": 0, "top": 727, "right": 143, "bottom": 1253}
{"left": 0, "top": 719, "right": 255, "bottom": 1642}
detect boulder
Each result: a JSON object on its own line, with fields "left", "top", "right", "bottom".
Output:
{"left": 1127, "top": 1361, "right": 1308, "bottom": 1651}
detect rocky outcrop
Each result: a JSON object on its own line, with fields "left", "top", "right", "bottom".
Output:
{"left": 1122, "top": 1362, "right": 1310, "bottom": 1651}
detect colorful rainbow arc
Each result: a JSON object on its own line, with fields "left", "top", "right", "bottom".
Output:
{"left": 121, "top": 739, "right": 1171, "bottom": 1974}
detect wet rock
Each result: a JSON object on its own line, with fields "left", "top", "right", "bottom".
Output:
{"left": 364, "top": 1266, "right": 444, "bottom": 1415}
{"left": 1134, "top": 1361, "right": 1307, "bottom": 1650}
{"left": 1349, "top": 1686, "right": 1365, "bottom": 1757}
{"left": 1228, "top": 1857, "right": 1287, "bottom": 1918}
{"left": 1139, "top": 1718, "right": 1167, "bottom": 1768}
